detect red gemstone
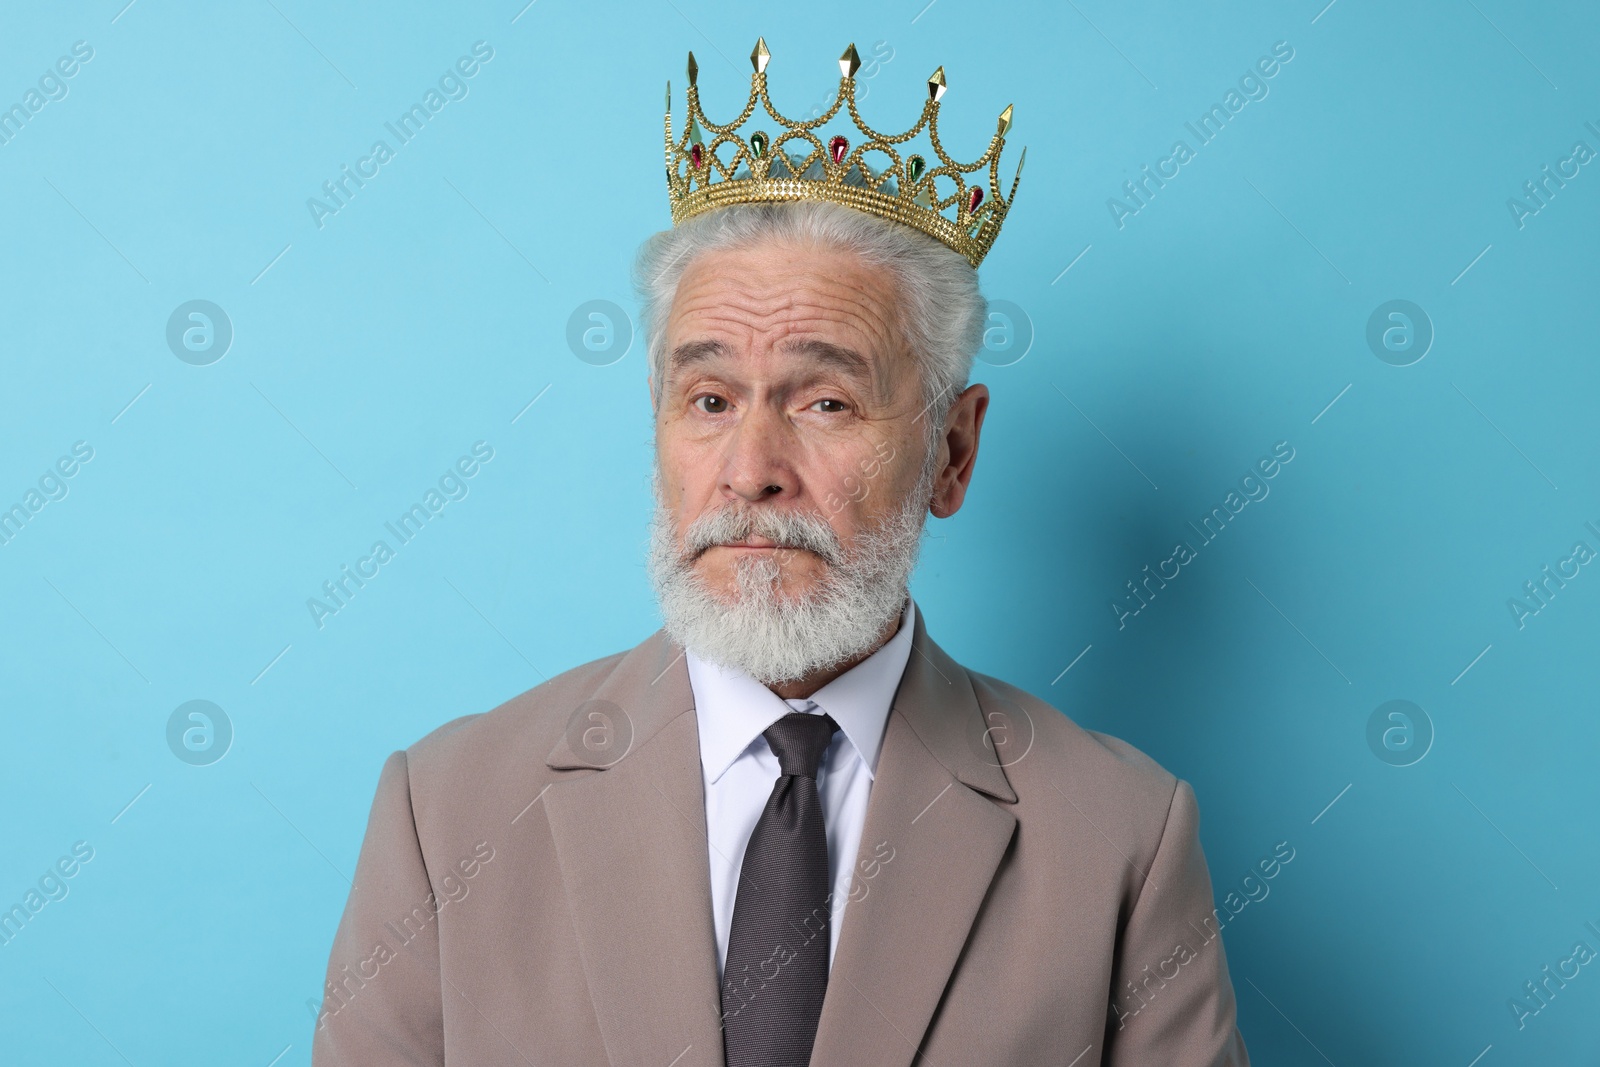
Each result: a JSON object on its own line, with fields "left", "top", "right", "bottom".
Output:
{"left": 829, "top": 135, "right": 849, "bottom": 164}
{"left": 690, "top": 143, "right": 703, "bottom": 169}
{"left": 968, "top": 185, "right": 985, "bottom": 212}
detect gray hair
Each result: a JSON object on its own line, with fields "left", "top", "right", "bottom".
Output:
{"left": 631, "top": 199, "right": 987, "bottom": 443}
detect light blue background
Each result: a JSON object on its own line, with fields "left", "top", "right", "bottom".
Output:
{"left": 2, "top": 0, "right": 1597, "bottom": 1063}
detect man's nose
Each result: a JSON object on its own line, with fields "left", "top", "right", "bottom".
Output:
{"left": 719, "top": 406, "right": 797, "bottom": 504}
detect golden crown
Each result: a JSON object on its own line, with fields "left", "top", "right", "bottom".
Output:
{"left": 664, "top": 38, "right": 1023, "bottom": 269}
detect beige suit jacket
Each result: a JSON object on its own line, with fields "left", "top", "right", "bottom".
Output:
{"left": 312, "top": 610, "right": 1249, "bottom": 1066}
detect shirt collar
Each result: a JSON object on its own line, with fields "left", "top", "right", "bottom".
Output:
{"left": 688, "top": 598, "right": 917, "bottom": 785}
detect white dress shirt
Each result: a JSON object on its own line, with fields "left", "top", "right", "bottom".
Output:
{"left": 688, "top": 598, "right": 917, "bottom": 979}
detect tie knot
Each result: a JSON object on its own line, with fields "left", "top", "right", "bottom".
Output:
{"left": 762, "top": 712, "right": 838, "bottom": 779}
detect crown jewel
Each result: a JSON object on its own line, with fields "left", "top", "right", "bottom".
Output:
{"left": 664, "top": 39, "right": 1022, "bottom": 268}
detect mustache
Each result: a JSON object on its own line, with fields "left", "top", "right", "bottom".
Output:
{"left": 682, "top": 503, "right": 843, "bottom": 566}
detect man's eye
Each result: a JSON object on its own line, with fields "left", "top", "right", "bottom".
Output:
{"left": 812, "top": 398, "right": 847, "bottom": 413}
{"left": 694, "top": 395, "right": 728, "bottom": 413}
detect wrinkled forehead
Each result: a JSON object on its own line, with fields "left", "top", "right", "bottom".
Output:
{"left": 662, "top": 240, "right": 912, "bottom": 396}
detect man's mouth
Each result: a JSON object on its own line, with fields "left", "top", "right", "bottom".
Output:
{"left": 681, "top": 513, "right": 839, "bottom": 564}
{"left": 694, "top": 538, "right": 815, "bottom": 561}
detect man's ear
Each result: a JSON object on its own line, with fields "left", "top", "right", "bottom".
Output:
{"left": 929, "top": 383, "right": 989, "bottom": 519}
{"left": 647, "top": 373, "right": 657, "bottom": 411}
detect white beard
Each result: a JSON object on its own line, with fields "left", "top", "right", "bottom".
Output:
{"left": 647, "top": 445, "right": 937, "bottom": 687}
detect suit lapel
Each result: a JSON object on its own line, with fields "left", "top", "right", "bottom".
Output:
{"left": 808, "top": 609, "right": 1019, "bottom": 1067}
{"left": 542, "top": 633, "right": 728, "bottom": 1067}
{"left": 541, "top": 610, "right": 1018, "bottom": 1067}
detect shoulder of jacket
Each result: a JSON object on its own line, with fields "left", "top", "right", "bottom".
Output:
{"left": 966, "top": 668, "right": 1180, "bottom": 809}
{"left": 403, "top": 644, "right": 635, "bottom": 772}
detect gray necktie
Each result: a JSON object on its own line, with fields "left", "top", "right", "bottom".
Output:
{"left": 719, "top": 711, "right": 840, "bottom": 1067}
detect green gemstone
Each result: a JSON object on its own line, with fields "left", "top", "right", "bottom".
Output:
{"left": 907, "top": 154, "right": 926, "bottom": 183}
{"left": 688, "top": 117, "right": 703, "bottom": 147}
{"left": 750, "top": 131, "right": 768, "bottom": 158}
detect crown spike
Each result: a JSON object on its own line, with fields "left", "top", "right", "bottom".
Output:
{"left": 997, "top": 104, "right": 1013, "bottom": 137}
{"left": 751, "top": 37, "right": 771, "bottom": 74}
{"left": 840, "top": 43, "right": 861, "bottom": 80}
{"left": 1010, "top": 146, "right": 1027, "bottom": 199}
{"left": 665, "top": 80, "right": 671, "bottom": 110}
{"left": 928, "top": 66, "right": 947, "bottom": 102}
{"left": 687, "top": 51, "right": 699, "bottom": 87}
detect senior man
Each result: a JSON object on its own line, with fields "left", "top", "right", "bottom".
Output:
{"left": 313, "top": 40, "right": 1249, "bottom": 1067}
